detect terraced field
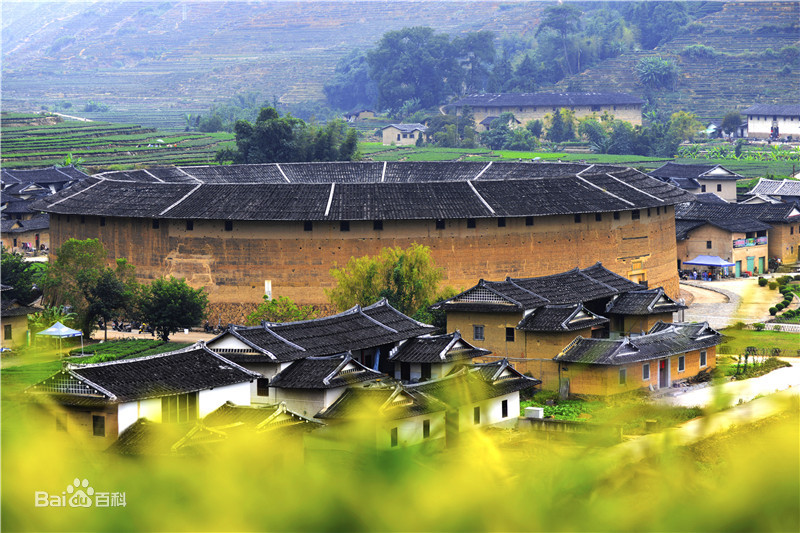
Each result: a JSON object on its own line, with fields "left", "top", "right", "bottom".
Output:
{"left": 555, "top": 2, "right": 800, "bottom": 121}
{"left": 0, "top": 113, "right": 234, "bottom": 169}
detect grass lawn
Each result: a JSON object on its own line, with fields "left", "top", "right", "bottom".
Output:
{"left": 718, "top": 327, "right": 800, "bottom": 356}
{"left": 68, "top": 339, "right": 192, "bottom": 363}
{"left": 520, "top": 393, "right": 703, "bottom": 435}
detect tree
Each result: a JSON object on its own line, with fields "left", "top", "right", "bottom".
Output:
{"left": 140, "top": 277, "right": 208, "bottom": 342}
{"left": 636, "top": 56, "right": 678, "bottom": 90}
{"left": 721, "top": 111, "right": 742, "bottom": 136}
{"left": 668, "top": 111, "right": 703, "bottom": 142}
{"left": 323, "top": 49, "right": 378, "bottom": 110}
{"left": 366, "top": 27, "right": 461, "bottom": 113}
{"left": 216, "top": 107, "right": 359, "bottom": 164}
{"left": 1, "top": 247, "right": 43, "bottom": 305}
{"left": 452, "top": 31, "right": 496, "bottom": 94}
{"left": 42, "top": 238, "right": 139, "bottom": 337}
{"left": 536, "top": 3, "right": 583, "bottom": 76}
{"left": 328, "top": 244, "right": 447, "bottom": 320}
{"left": 245, "top": 296, "right": 318, "bottom": 325}
{"left": 546, "top": 109, "right": 575, "bottom": 143}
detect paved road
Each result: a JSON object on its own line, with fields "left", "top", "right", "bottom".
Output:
{"left": 658, "top": 358, "right": 800, "bottom": 408}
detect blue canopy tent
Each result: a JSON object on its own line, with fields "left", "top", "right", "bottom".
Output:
{"left": 37, "top": 321, "right": 84, "bottom": 355}
{"left": 682, "top": 255, "right": 735, "bottom": 268}
{"left": 683, "top": 255, "right": 736, "bottom": 280}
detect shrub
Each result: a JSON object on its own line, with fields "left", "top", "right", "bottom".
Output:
{"left": 681, "top": 44, "right": 717, "bottom": 60}
{"left": 777, "top": 276, "right": 791, "bottom": 286}
{"left": 769, "top": 307, "right": 778, "bottom": 315}
{"left": 794, "top": 275, "right": 800, "bottom": 281}
{"left": 768, "top": 281, "right": 778, "bottom": 290}
{"left": 752, "top": 323, "right": 765, "bottom": 331}
{"left": 775, "top": 303, "right": 785, "bottom": 311}
{"left": 729, "top": 321, "right": 746, "bottom": 330}
{"left": 758, "top": 277, "right": 768, "bottom": 287}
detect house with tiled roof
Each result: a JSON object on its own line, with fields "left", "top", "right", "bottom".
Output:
{"left": 0, "top": 214, "right": 50, "bottom": 253}
{"left": 449, "top": 92, "right": 643, "bottom": 130}
{"left": 206, "top": 299, "right": 435, "bottom": 403}
{"left": 314, "top": 383, "right": 448, "bottom": 451}
{"left": 34, "top": 161, "right": 693, "bottom": 316}
{"left": 650, "top": 163, "right": 743, "bottom": 202}
{"left": 1, "top": 285, "right": 40, "bottom": 349}
{"left": 109, "top": 402, "right": 321, "bottom": 456}
{"left": 407, "top": 360, "right": 539, "bottom": 437}
{"left": 267, "top": 353, "right": 387, "bottom": 417}
{"left": 381, "top": 123, "right": 428, "bottom": 145}
{"left": 744, "top": 178, "right": 800, "bottom": 205}
{"left": 675, "top": 199, "right": 800, "bottom": 271}
{"left": 431, "top": 263, "right": 685, "bottom": 387}
{"left": 1, "top": 166, "right": 87, "bottom": 221}
{"left": 554, "top": 322, "right": 722, "bottom": 396}
{"left": 387, "top": 331, "right": 489, "bottom": 383}
{"left": 26, "top": 343, "right": 260, "bottom": 449}
{"left": 743, "top": 104, "right": 800, "bottom": 138}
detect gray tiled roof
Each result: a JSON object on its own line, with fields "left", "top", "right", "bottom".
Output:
{"left": 747, "top": 178, "right": 800, "bottom": 197}
{"left": 383, "top": 123, "right": 427, "bottom": 132}
{"left": 387, "top": 331, "right": 490, "bottom": 363}
{"left": 33, "top": 162, "right": 694, "bottom": 221}
{"left": 554, "top": 322, "right": 722, "bottom": 365}
{"left": 743, "top": 104, "right": 800, "bottom": 116}
{"left": 407, "top": 359, "right": 540, "bottom": 405}
{"left": 268, "top": 353, "right": 386, "bottom": 389}
{"left": 315, "top": 385, "right": 447, "bottom": 420}
{"left": 451, "top": 92, "right": 644, "bottom": 108}
{"left": 676, "top": 199, "right": 800, "bottom": 224}
{"left": 651, "top": 163, "right": 741, "bottom": 181}
{"left": 26, "top": 343, "right": 259, "bottom": 402}
{"left": 605, "top": 288, "right": 686, "bottom": 316}
{"left": 215, "top": 300, "right": 436, "bottom": 362}
{"left": 516, "top": 304, "right": 608, "bottom": 332}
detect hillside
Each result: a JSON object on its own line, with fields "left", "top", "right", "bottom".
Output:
{"left": 1, "top": 0, "right": 546, "bottom": 124}
{"left": 554, "top": 2, "right": 800, "bottom": 121}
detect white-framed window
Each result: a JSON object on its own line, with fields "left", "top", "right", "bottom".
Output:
{"left": 642, "top": 363, "right": 650, "bottom": 381}
{"left": 678, "top": 355, "right": 686, "bottom": 372}
{"left": 700, "top": 350, "right": 707, "bottom": 367}
{"left": 473, "top": 325, "right": 484, "bottom": 341}
{"left": 501, "top": 399, "right": 509, "bottom": 418}
{"left": 619, "top": 368, "right": 627, "bottom": 385}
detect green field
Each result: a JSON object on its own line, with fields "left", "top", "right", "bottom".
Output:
{"left": 3, "top": 114, "right": 796, "bottom": 178}
{"left": 0, "top": 113, "right": 234, "bottom": 169}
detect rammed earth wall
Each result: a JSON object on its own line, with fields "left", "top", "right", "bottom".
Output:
{"left": 50, "top": 206, "right": 681, "bottom": 310}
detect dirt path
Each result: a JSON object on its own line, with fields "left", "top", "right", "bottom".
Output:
{"left": 680, "top": 278, "right": 784, "bottom": 328}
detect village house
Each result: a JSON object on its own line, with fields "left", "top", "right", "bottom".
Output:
{"left": 431, "top": 263, "right": 685, "bottom": 384}
{"left": 343, "top": 109, "right": 375, "bottom": 123}
{"left": 553, "top": 322, "right": 722, "bottom": 396}
{"left": 742, "top": 104, "right": 800, "bottom": 138}
{"left": 1, "top": 214, "right": 49, "bottom": 254}
{"left": 676, "top": 199, "right": 800, "bottom": 271}
{"left": 407, "top": 360, "right": 540, "bottom": 440}
{"left": 314, "top": 384, "right": 448, "bottom": 451}
{"left": 1, "top": 284, "right": 39, "bottom": 350}
{"left": 381, "top": 123, "right": 428, "bottom": 145}
{"left": 206, "top": 299, "right": 435, "bottom": 403}
{"left": 387, "top": 331, "right": 490, "bottom": 383}
{"left": 267, "top": 353, "right": 387, "bottom": 417}
{"left": 649, "top": 163, "right": 743, "bottom": 203}
{"left": 26, "top": 343, "right": 260, "bottom": 449}
{"left": 109, "top": 402, "right": 321, "bottom": 456}
{"left": 1, "top": 166, "right": 87, "bottom": 221}
{"left": 448, "top": 92, "right": 644, "bottom": 131}
{"left": 36, "top": 161, "right": 693, "bottom": 319}
{"left": 743, "top": 178, "right": 800, "bottom": 205}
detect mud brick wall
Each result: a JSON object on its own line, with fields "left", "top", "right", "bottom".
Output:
{"left": 50, "top": 205, "right": 681, "bottom": 307}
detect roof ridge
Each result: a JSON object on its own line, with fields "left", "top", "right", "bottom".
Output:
{"left": 259, "top": 323, "right": 307, "bottom": 353}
